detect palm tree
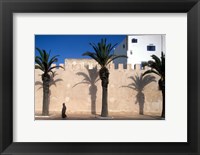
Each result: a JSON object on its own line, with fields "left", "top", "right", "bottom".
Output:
{"left": 82, "top": 38, "right": 127, "bottom": 117}
{"left": 35, "top": 48, "right": 64, "bottom": 116}
{"left": 142, "top": 52, "right": 165, "bottom": 118}
{"left": 126, "top": 74, "right": 156, "bottom": 115}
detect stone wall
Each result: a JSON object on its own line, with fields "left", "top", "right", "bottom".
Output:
{"left": 35, "top": 59, "right": 162, "bottom": 116}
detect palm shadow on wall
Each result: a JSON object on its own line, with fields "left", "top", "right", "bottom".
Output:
{"left": 123, "top": 74, "right": 156, "bottom": 115}
{"left": 73, "top": 66, "right": 99, "bottom": 115}
{"left": 35, "top": 72, "right": 63, "bottom": 103}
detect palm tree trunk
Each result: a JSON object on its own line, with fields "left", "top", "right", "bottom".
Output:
{"left": 161, "top": 88, "right": 165, "bottom": 118}
{"left": 42, "top": 74, "right": 50, "bottom": 116}
{"left": 159, "top": 79, "right": 165, "bottom": 118}
{"left": 101, "top": 87, "right": 108, "bottom": 117}
{"left": 100, "top": 67, "right": 109, "bottom": 117}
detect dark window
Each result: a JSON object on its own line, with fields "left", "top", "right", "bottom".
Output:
{"left": 147, "top": 45, "right": 156, "bottom": 51}
{"left": 130, "top": 51, "right": 133, "bottom": 55}
{"left": 132, "top": 38, "right": 137, "bottom": 43}
{"left": 123, "top": 44, "right": 125, "bottom": 48}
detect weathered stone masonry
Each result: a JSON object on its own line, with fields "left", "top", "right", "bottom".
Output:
{"left": 35, "top": 59, "right": 162, "bottom": 115}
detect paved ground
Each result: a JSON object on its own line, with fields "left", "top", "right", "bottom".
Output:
{"left": 35, "top": 113, "right": 163, "bottom": 120}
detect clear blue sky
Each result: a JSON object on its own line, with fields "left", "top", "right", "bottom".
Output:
{"left": 35, "top": 35, "right": 126, "bottom": 64}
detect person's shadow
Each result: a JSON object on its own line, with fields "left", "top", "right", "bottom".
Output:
{"left": 123, "top": 74, "right": 156, "bottom": 115}
{"left": 73, "top": 65, "right": 99, "bottom": 115}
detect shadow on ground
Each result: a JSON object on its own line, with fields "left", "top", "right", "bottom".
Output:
{"left": 35, "top": 113, "right": 163, "bottom": 120}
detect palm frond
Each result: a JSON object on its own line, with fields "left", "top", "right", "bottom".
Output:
{"left": 36, "top": 48, "right": 44, "bottom": 59}
{"left": 151, "top": 54, "right": 161, "bottom": 67}
{"left": 36, "top": 49, "right": 48, "bottom": 71}
{"left": 108, "top": 43, "right": 118, "bottom": 55}
{"left": 35, "top": 56, "right": 44, "bottom": 64}
{"left": 127, "top": 74, "right": 156, "bottom": 92}
{"left": 72, "top": 81, "right": 89, "bottom": 88}
{"left": 84, "top": 38, "right": 126, "bottom": 68}
{"left": 35, "top": 81, "right": 43, "bottom": 86}
{"left": 106, "top": 43, "right": 112, "bottom": 56}
{"left": 89, "top": 43, "right": 102, "bottom": 59}
{"left": 121, "top": 85, "right": 135, "bottom": 90}
{"left": 35, "top": 48, "right": 62, "bottom": 74}
{"left": 143, "top": 69, "right": 160, "bottom": 77}
{"left": 94, "top": 78, "right": 100, "bottom": 84}
{"left": 147, "top": 60, "right": 162, "bottom": 75}
{"left": 35, "top": 58, "right": 44, "bottom": 68}
{"left": 106, "top": 55, "right": 128, "bottom": 66}
{"left": 47, "top": 50, "right": 51, "bottom": 61}
{"left": 43, "top": 49, "right": 48, "bottom": 63}
{"left": 48, "top": 55, "right": 59, "bottom": 68}
{"left": 47, "top": 65, "right": 64, "bottom": 73}
{"left": 141, "top": 61, "right": 148, "bottom": 67}
{"left": 82, "top": 52, "right": 102, "bottom": 65}
{"left": 76, "top": 72, "right": 91, "bottom": 82}
{"left": 98, "top": 42, "right": 105, "bottom": 59}
{"left": 58, "top": 65, "right": 65, "bottom": 70}
{"left": 50, "top": 78, "right": 63, "bottom": 87}
{"left": 49, "top": 70, "right": 55, "bottom": 77}
{"left": 142, "top": 75, "right": 156, "bottom": 86}
{"left": 35, "top": 65, "right": 44, "bottom": 71}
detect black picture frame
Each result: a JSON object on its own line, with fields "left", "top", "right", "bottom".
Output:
{"left": 0, "top": 0, "right": 200, "bottom": 154}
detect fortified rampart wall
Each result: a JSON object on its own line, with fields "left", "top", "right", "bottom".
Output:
{"left": 35, "top": 59, "right": 162, "bottom": 116}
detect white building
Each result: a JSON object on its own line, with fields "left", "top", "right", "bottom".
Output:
{"left": 113, "top": 34, "right": 166, "bottom": 69}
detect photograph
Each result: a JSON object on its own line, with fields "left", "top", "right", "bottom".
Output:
{"left": 1, "top": 0, "right": 199, "bottom": 153}
{"left": 35, "top": 34, "right": 165, "bottom": 120}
